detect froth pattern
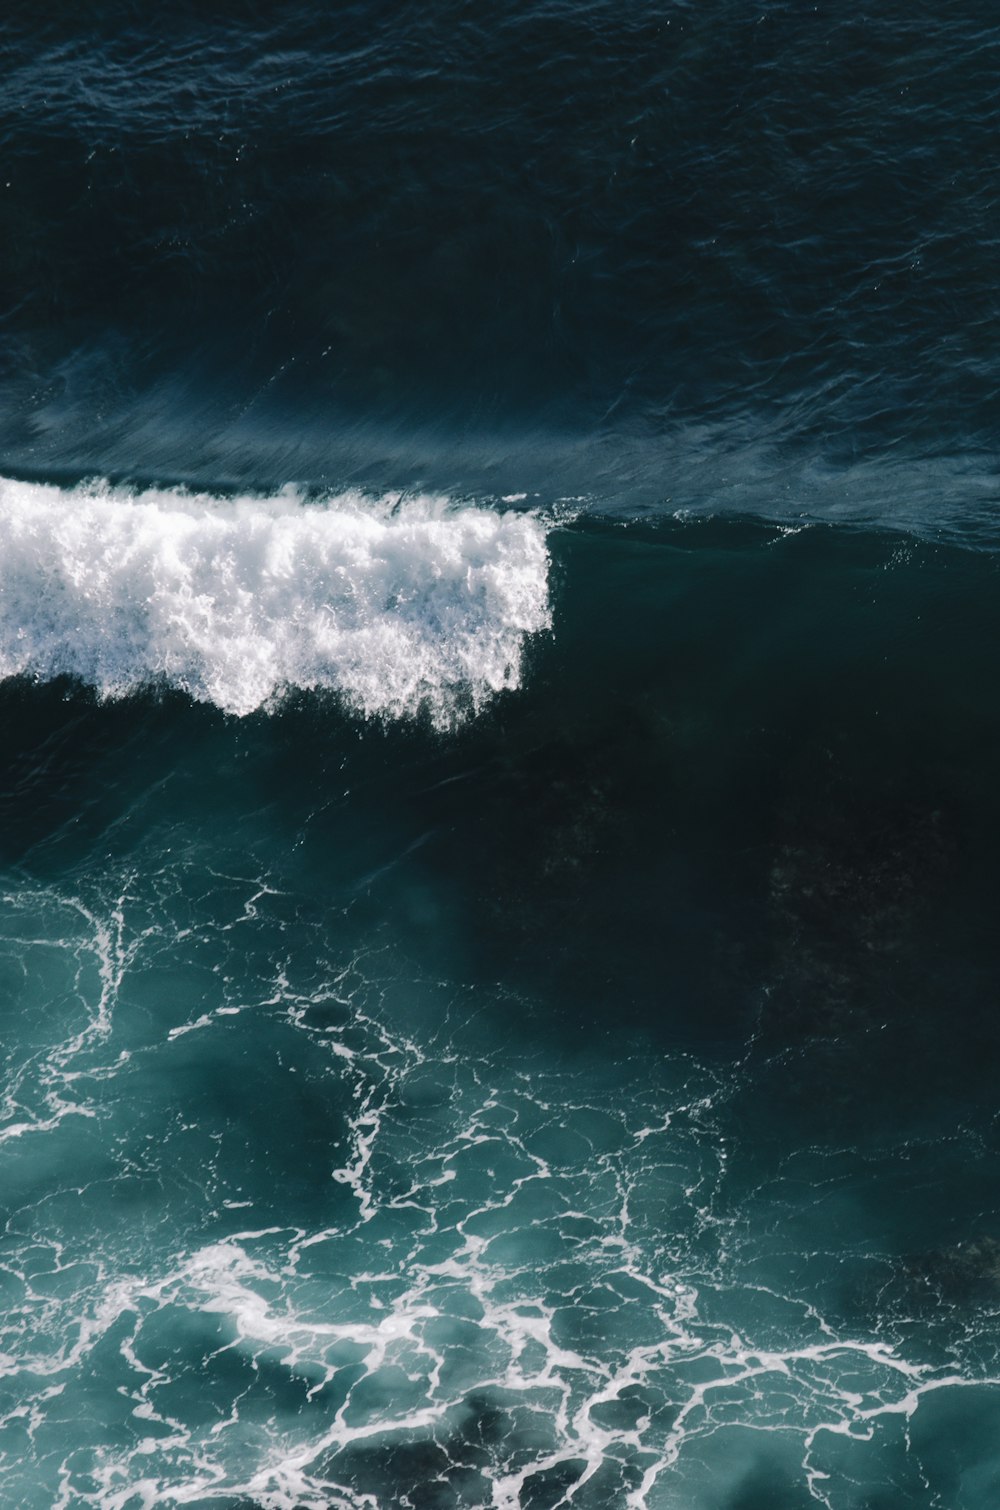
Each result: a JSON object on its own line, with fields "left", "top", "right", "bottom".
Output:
{"left": 3, "top": 869, "right": 997, "bottom": 1509}
{"left": 0, "top": 478, "right": 551, "bottom": 722}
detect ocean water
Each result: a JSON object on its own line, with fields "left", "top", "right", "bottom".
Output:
{"left": 3, "top": 4, "right": 1000, "bottom": 1507}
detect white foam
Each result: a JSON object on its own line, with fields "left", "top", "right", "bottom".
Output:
{"left": 0, "top": 477, "right": 551, "bottom": 723}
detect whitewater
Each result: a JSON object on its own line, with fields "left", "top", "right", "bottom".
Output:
{"left": 0, "top": 478, "right": 551, "bottom": 724}
{"left": 6, "top": 0, "right": 1000, "bottom": 1503}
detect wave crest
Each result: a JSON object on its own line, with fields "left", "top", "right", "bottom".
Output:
{"left": 0, "top": 478, "right": 551, "bottom": 723}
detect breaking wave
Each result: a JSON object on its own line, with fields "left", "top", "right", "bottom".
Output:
{"left": 0, "top": 477, "right": 551, "bottom": 724}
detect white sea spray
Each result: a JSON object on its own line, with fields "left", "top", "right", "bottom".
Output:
{"left": 0, "top": 477, "right": 551, "bottom": 724}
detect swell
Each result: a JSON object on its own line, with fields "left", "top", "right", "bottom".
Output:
{"left": 0, "top": 477, "right": 551, "bottom": 724}
{"left": 2, "top": 2, "right": 999, "bottom": 483}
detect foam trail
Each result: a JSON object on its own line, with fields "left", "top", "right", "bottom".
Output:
{"left": 0, "top": 477, "right": 551, "bottom": 723}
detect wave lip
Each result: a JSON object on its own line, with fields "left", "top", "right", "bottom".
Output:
{"left": 0, "top": 478, "right": 551, "bottom": 723}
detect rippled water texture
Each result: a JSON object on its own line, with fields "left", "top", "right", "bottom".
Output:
{"left": 3, "top": 3, "right": 1000, "bottom": 1507}
{"left": 1, "top": 1, "right": 999, "bottom": 530}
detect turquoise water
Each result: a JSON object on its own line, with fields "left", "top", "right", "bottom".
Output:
{"left": 3, "top": 511, "right": 1000, "bottom": 1506}
{"left": 5, "top": 1, "right": 1000, "bottom": 1502}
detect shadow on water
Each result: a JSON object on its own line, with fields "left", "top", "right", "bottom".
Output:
{"left": 4, "top": 518, "right": 1000, "bottom": 1052}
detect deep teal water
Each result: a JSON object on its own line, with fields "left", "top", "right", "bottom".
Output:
{"left": 4, "top": 521, "right": 1000, "bottom": 1507}
{"left": 3, "top": 3, "right": 1000, "bottom": 1506}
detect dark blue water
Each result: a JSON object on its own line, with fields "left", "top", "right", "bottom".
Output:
{"left": 2, "top": 5, "right": 1000, "bottom": 1507}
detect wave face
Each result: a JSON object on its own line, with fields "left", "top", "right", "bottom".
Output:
{"left": 0, "top": 478, "right": 550, "bottom": 722}
{"left": 1, "top": 1, "right": 999, "bottom": 532}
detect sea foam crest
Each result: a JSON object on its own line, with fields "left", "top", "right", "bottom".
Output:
{"left": 0, "top": 477, "right": 551, "bottom": 723}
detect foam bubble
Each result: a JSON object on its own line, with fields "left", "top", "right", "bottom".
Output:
{"left": 0, "top": 477, "right": 551, "bottom": 723}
